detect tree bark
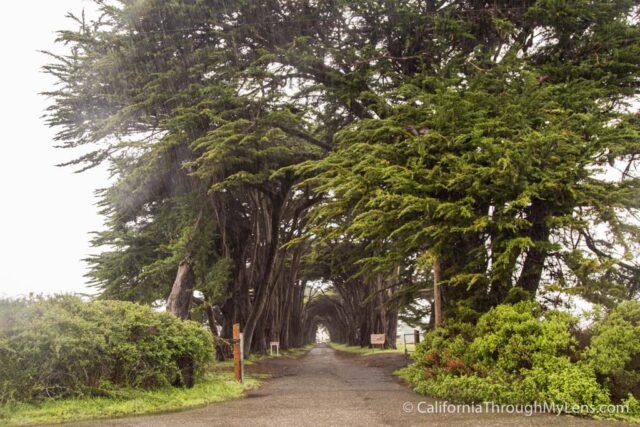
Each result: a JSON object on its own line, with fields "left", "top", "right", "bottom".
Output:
{"left": 204, "top": 304, "right": 232, "bottom": 361}
{"left": 516, "top": 200, "right": 550, "bottom": 295}
{"left": 242, "top": 193, "right": 285, "bottom": 355}
{"left": 166, "top": 256, "right": 195, "bottom": 387}
{"left": 433, "top": 257, "right": 442, "bottom": 328}
{"left": 166, "top": 256, "right": 195, "bottom": 319}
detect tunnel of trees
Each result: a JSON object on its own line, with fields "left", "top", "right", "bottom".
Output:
{"left": 45, "top": 0, "right": 639, "bottom": 357}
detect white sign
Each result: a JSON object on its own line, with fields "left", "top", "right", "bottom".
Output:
{"left": 370, "top": 334, "right": 385, "bottom": 345}
{"left": 270, "top": 341, "right": 280, "bottom": 356}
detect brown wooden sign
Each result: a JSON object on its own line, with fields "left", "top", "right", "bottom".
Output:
{"left": 233, "top": 323, "right": 242, "bottom": 382}
{"left": 370, "top": 334, "right": 385, "bottom": 345}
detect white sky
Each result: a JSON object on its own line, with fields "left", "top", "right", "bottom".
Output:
{"left": 0, "top": 1, "right": 108, "bottom": 298}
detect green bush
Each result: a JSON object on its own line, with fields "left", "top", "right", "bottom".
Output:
{"left": 408, "top": 301, "right": 610, "bottom": 410}
{"left": 412, "top": 321, "right": 475, "bottom": 378}
{"left": 583, "top": 300, "right": 640, "bottom": 401}
{"left": 411, "top": 371, "right": 512, "bottom": 403}
{"left": 0, "top": 296, "right": 213, "bottom": 403}
{"left": 522, "top": 357, "right": 609, "bottom": 409}
{"left": 469, "top": 301, "right": 577, "bottom": 374}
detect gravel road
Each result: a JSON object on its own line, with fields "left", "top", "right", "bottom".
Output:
{"left": 63, "top": 344, "right": 625, "bottom": 427}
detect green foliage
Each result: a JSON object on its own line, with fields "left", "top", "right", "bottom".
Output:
{"left": 0, "top": 371, "right": 257, "bottom": 427}
{"left": 405, "top": 300, "right": 640, "bottom": 422}
{"left": 0, "top": 296, "right": 213, "bottom": 404}
{"left": 199, "top": 257, "right": 232, "bottom": 304}
{"left": 470, "top": 302, "right": 577, "bottom": 373}
{"left": 408, "top": 358, "right": 609, "bottom": 411}
{"left": 298, "top": 0, "right": 640, "bottom": 313}
{"left": 407, "top": 302, "right": 611, "bottom": 410}
{"left": 413, "top": 321, "right": 475, "bottom": 375}
{"left": 411, "top": 372, "right": 512, "bottom": 404}
{"left": 43, "top": 0, "right": 640, "bottom": 360}
{"left": 521, "top": 357, "right": 609, "bottom": 409}
{"left": 47, "top": 2, "right": 326, "bottom": 356}
{"left": 583, "top": 300, "right": 640, "bottom": 400}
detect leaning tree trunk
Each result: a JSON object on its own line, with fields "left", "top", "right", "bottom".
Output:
{"left": 166, "top": 256, "right": 195, "bottom": 320}
{"left": 166, "top": 256, "right": 196, "bottom": 387}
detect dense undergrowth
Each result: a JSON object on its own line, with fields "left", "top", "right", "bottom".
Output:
{"left": 0, "top": 296, "right": 213, "bottom": 404}
{"left": 400, "top": 300, "right": 640, "bottom": 422}
{"left": 0, "top": 296, "right": 317, "bottom": 425}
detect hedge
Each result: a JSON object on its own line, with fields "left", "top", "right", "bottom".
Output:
{"left": 0, "top": 295, "right": 213, "bottom": 403}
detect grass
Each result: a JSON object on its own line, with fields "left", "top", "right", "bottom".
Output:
{"left": 0, "top": 344, "right": 313, "bottom": 427}
{"left": 394, "top": 366, "right": 415, "bottom": 383}
{"left": 328, "top": 342, "right": 406, "bottom": 356}
{"left": 0, "top": 371, "right": 257, "bottom": 427}
{"left": 250, "top": 343, "right": 315, "bottom": 361}
{"left": 207, "top": 343, "right": 314, "bottom": 369}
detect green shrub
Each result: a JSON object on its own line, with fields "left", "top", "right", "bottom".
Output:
{"left": 583, "top": 300, "right": 640, "bottom": 401}
{"left": 408, "top": 301, "right": 610, "bottom": 410}
{"left": 413, "top": 321, "right": 475, "bottom": 378}
{"left": 470, "top": 301, "right": 577, "bottom": 373}
{"left": 0, "top": 296, "right": 213, "bottom": 403}
{"left": 522, "top": 357, "right": 609, "bottom": 409}
{"left": 411, "top": 370, "right": 513, "bottom": 403}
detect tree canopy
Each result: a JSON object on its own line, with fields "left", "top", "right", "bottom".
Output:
{"left": 45, "top": 0, "right": 640, "bottom": 354}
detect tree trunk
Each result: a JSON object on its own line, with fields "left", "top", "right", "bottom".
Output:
{"left": 166, "top": 256, "right": 195, "bottom": 319}
{"left": 386, "top": 309, "right": 398, "bottom": 349}
{"left": 165, "top": 208, "right": 203, "bottom": 320}
{"left": 516, "top": 200, "right": 550, "bottom": 295}
{"left": 166, "top": 256, "right": 195, "bottom": 387}
{"left": 433, "top": 257, "right": 442, "bottom": 328}
{"left": 242, "top": 195, "right": 285, "bottom": 355}
{"left": 204, "top": 304, "right": 231, "bottom": 361}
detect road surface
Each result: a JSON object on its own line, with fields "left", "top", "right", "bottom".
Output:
{"left": 65, "top": 344, "right": 624, "bottom": 426}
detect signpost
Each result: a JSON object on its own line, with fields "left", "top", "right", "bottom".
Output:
{"left": 233, "top": 323, "right": 244, "bottom": 383}
{"left": 270, "top": 341, "right": 280, "bottom": 356}
{"left": 370, "top": 333, "right": 385, "bottom": 350}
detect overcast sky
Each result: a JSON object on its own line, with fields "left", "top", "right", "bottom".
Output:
{"left": 0, "top": 1, "right": 108, "bottom": 298}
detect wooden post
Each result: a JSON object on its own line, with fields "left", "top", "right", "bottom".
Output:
{"left": 433, "top": 257, "right": 442, "bottom": 328}
{"left": 233, "top": 323, "right": 242, "bottom": 383}
{"left": 414, "top": 329, "right": 420, "bottom": 345}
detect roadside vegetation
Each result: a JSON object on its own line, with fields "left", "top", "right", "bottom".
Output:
{"left": 0, "top": 371, "right": 257, "bottom": 427}
{"left": 212, "top": 343, "right": 315, "bottom": 369}
{"left": 0, "top": 296, "right": 214, "bottom": 404}
{"left": 0, "top": 296, "right": 310, "bottom": 426}
{"left": 398, "top": 300, "right": 640, "bottom": 423}
{"left": 329, "top": 343, "right": 404, "bottom": 357}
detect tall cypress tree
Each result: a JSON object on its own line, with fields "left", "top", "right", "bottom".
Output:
{"left": 45, "top": 0, "right": 639, "bottom": 348}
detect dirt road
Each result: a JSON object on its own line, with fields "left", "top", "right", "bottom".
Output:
{"left": 65, "top": 344, "right": 623, "bottom": 426}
